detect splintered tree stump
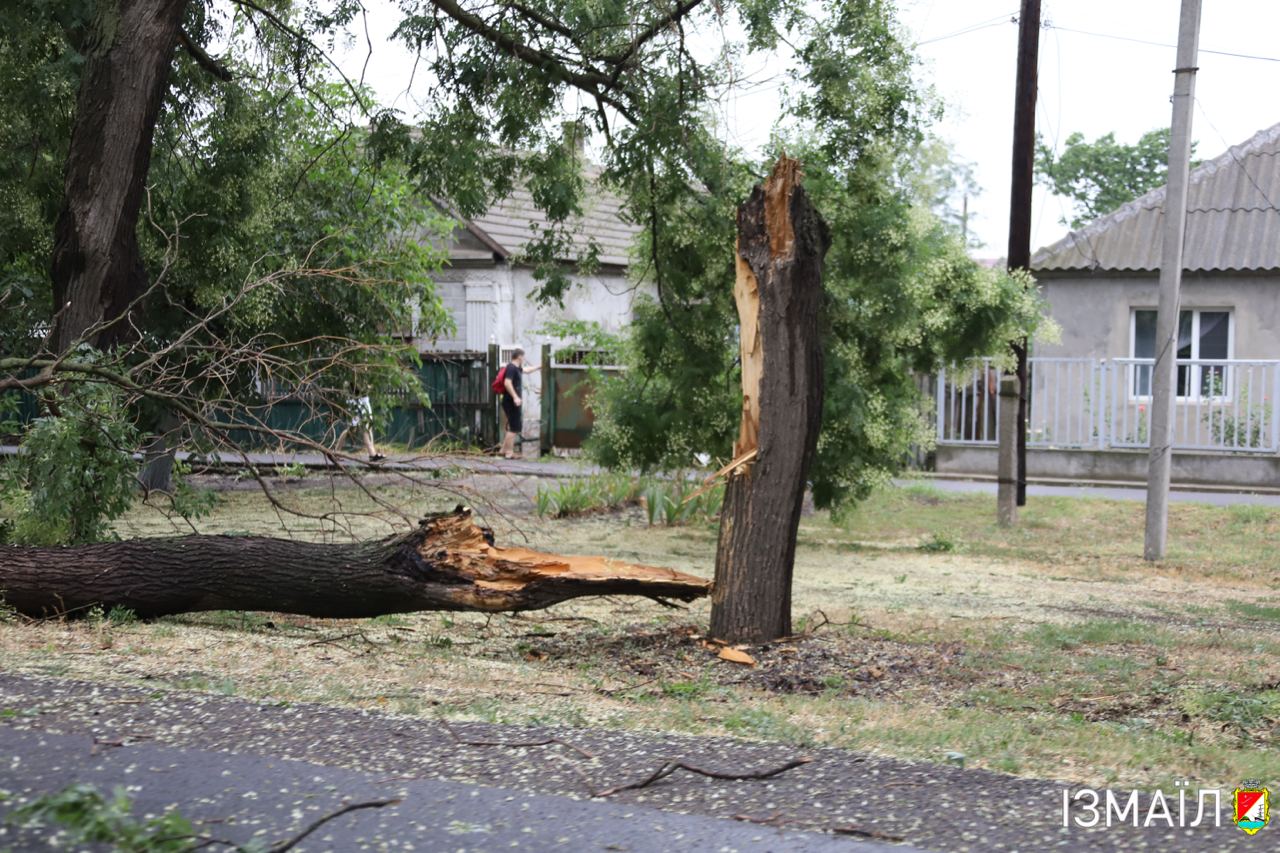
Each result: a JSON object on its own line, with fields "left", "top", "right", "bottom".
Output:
{"left": 0, "top": 508, "right": 710, "bottom": 619}
{"left": 709, "top": 155, "right": 830, "bottom": 644}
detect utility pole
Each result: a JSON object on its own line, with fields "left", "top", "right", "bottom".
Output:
{"left": 1006, "top": 0, "right": 1040, "bottom": 508}
{"left": 1145, "top": 0, "right": 1203, "bottom": 560}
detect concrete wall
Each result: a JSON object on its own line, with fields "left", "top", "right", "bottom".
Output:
{"left": 1033, "top": 270, "right": 1280, "bottom": 359}
{"left": 937, "top": 444, "right": 1280, "bottom": 489}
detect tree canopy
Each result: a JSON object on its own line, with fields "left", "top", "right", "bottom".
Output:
{"left": 1, "top": 0, "right": 1045, "bottom": 541}
{"left": 1035, "top": 128, "right": 1195, "bottom": 229}
{"left": 581, "top": 7, "right": 1044, "bottom": 510}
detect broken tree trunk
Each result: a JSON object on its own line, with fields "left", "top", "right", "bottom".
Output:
{"left": 0, "top": 508, "right": 709, "bottom": 619}
{"left": 709, "top": 156, "right": 830, "bottom": 645}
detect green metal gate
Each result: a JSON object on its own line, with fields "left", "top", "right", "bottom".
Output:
{"left": 384, "top": 353, "right": 498, "bottom": 448}
{"left": 538, "top": 344, "right": 623, "bottom": 455}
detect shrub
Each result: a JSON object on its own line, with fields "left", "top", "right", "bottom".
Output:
{"left": 2, "top": 381, "right": 138, "bottom": 545}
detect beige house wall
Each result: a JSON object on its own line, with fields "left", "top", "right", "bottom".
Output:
{"left": 1033, "top": 271, "right": 1280, "bottom": 360}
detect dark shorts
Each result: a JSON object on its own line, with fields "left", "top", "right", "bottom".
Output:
{"left": 502, "top": 397, "right": 522, "bottom": 433}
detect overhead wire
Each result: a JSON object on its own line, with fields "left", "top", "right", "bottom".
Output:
{"left": 1046, "top": 24, "right": 1280, "bottom": 64}
{"left": 915, "top": 11, "right": 1020, "bottom": 47}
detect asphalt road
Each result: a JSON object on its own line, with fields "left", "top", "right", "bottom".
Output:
{"left": 0, "top": 726, "right": 876, "bottom": 852}
{"left": 0, "top": 674, "right": 1255, "bottom": 852}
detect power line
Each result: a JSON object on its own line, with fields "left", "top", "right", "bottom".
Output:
{"left": 916, "top": 12, "right": 1020, "bottom": 47}
{"left": 1047, "top": 23, "right": 1280, "bottom": 64}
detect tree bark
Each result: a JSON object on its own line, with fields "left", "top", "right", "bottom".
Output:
{"left": 0, "top": 508, "right": 710, "bottom": 619}
{"left": 50, "top": 0, "right": 188, "bottom": 353}
{"left": 709, "top": 156, "right": 830, "bottom": 644}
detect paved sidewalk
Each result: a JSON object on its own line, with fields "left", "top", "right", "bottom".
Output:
{"left": 899, "top": 477, "right": 1280, "bottom": 506}
{"left": 0, "top": 674, "right": 1253, "bottom": 851}
{"left": 5, "top": 442, "right": 1276, "bottom": 501}
{"left": 0, "top": 443, "right": 594, "bottom": 480}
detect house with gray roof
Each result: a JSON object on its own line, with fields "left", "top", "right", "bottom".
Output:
{"left": 933, "top": 123, "right": 1280, "bottom": 487}
{"left": 1032, "top": 121, "right": 1280, "bottom": 367}
{"left": 415, "top": 164, "right": 646, "bottom": 355}
{"left": 408, "top": 162, "right": 649, "bottom": 444}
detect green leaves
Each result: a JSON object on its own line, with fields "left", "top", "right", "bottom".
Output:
{"left": 2, "top": 373, "right": 138, "bottom": 546}
{"left": 575, "top": 1, "right": 1045, "bottom": 511}
{"left": 1036, "top": 128, "right": 1194, "bottom": 229}
{"left": 8, "top": 783, "right": 200, "bottom": 852}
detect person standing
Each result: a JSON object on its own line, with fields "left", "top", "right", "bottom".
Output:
{"left": 499, "top": 348, "right": 540, "bottom": 459}
{"left": 337, "top": 393, "right": 383, "bottom": 462}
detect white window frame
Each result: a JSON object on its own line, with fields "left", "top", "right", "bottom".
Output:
{"left": 1128, "top": 307, "right": 1234, "bottom": 401}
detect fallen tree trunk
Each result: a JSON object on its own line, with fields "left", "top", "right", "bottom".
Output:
{"left": 0, "top": 508, "right": 710, "bottom": 619}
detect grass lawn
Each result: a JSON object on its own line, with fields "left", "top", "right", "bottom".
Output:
{"left": 2, "top": 473, "right": 1277, "bottom": 791}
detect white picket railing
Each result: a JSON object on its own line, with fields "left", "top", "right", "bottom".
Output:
{"left": 936, "top": 358, "right": 1280, "bottom": 454}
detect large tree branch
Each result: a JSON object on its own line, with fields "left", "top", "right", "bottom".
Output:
{"left": 178, "top": 29, "right": 233, "bottom": 81}
{"left": 229, "top": 0, "right": 370, "bottom": 114}
{"left": 428, "top": 0, "right": 638, "bottom": 123}
{"left": 500, "top": 0, "right": 579, "bottom": 41}
{"left": 605, "top": 0, "right": 709, "bottom": 72}
{"left": 0, "top": 507, "right": 711, "bottom": 619}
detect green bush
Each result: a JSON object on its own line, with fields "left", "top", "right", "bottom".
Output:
{"left": 918, "top": 532, "right": 956, "bottom": 553}
{"left": 2, "top": 381, "right": 138, "bottom": 545}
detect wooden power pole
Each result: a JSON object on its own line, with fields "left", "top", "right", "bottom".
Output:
{"left": 1006, "top": 0, "right": 1041, "bottom": 508}
{"left": 1145, "top": 0, "right": 1203, "bottom": 560}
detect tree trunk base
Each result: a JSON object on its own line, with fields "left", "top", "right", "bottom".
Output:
{"left": 0, "top": 508, "right": 710, "bottom": 619}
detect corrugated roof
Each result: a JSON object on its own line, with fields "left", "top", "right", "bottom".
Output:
{"left": 459, "top": 165, "right": 640, "bottom": 268}
{"left": 1032, "top": 122, "right": 1280, "bottom": 273}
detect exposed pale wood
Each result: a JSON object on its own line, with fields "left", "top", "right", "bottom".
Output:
{"left": 733, "top": 242, "right": 762, "bottom": 457}
{"left": 683, "top": 448, "right": 758, "bottom": 504}
{"left": 0, "top": 508, "right": 710, "bottom": 619}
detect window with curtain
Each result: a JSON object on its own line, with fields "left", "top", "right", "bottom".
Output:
{"left": 1131, "top": 309, "right": 1232, "bottom": 398}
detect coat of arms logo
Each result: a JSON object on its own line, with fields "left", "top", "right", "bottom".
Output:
{"left": 1233, "top": 784, "right": 1270, "bottom": 835}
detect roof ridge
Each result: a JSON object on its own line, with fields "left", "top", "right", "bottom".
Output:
{"left": 1032, "top": 120, "right": 1280, "bottom": 271}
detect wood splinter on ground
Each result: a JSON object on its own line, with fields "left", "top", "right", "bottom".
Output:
{"left": 0, "top": 506, "right": 711, "bottom": 619}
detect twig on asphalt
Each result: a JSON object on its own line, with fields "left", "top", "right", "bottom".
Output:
{"left": 592, "top": 756, "right": 812, "bottom": 798}
{"left": 732, "top": 812, "right": 791, "bottom": 827}
{"left": 832, "top": 824, "right": 905, "bottom": 842}
{"left": 268, "top": 799, "right": 400, "bottom": 852}
{"left": 548, "top": 753, "right": 599, "bottom": 790}
{"left": 90, "top": 733, "right": 155, "bottom": 754}
{"left": 439, "top": 718, "right": 596, "bottom": 760}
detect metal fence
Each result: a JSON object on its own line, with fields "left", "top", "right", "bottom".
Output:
{"left": 386, "top": 353, "right": 497, "bottom": 447}
{"left": 936, "top": 357, "right": 1280, "bottom": 454}
{"left": 230, "top": 353, "right": 500, "bottom": 450}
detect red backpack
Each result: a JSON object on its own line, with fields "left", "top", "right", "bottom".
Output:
{"left": 490, "top": 366, "right": 507, "bottom": 395}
